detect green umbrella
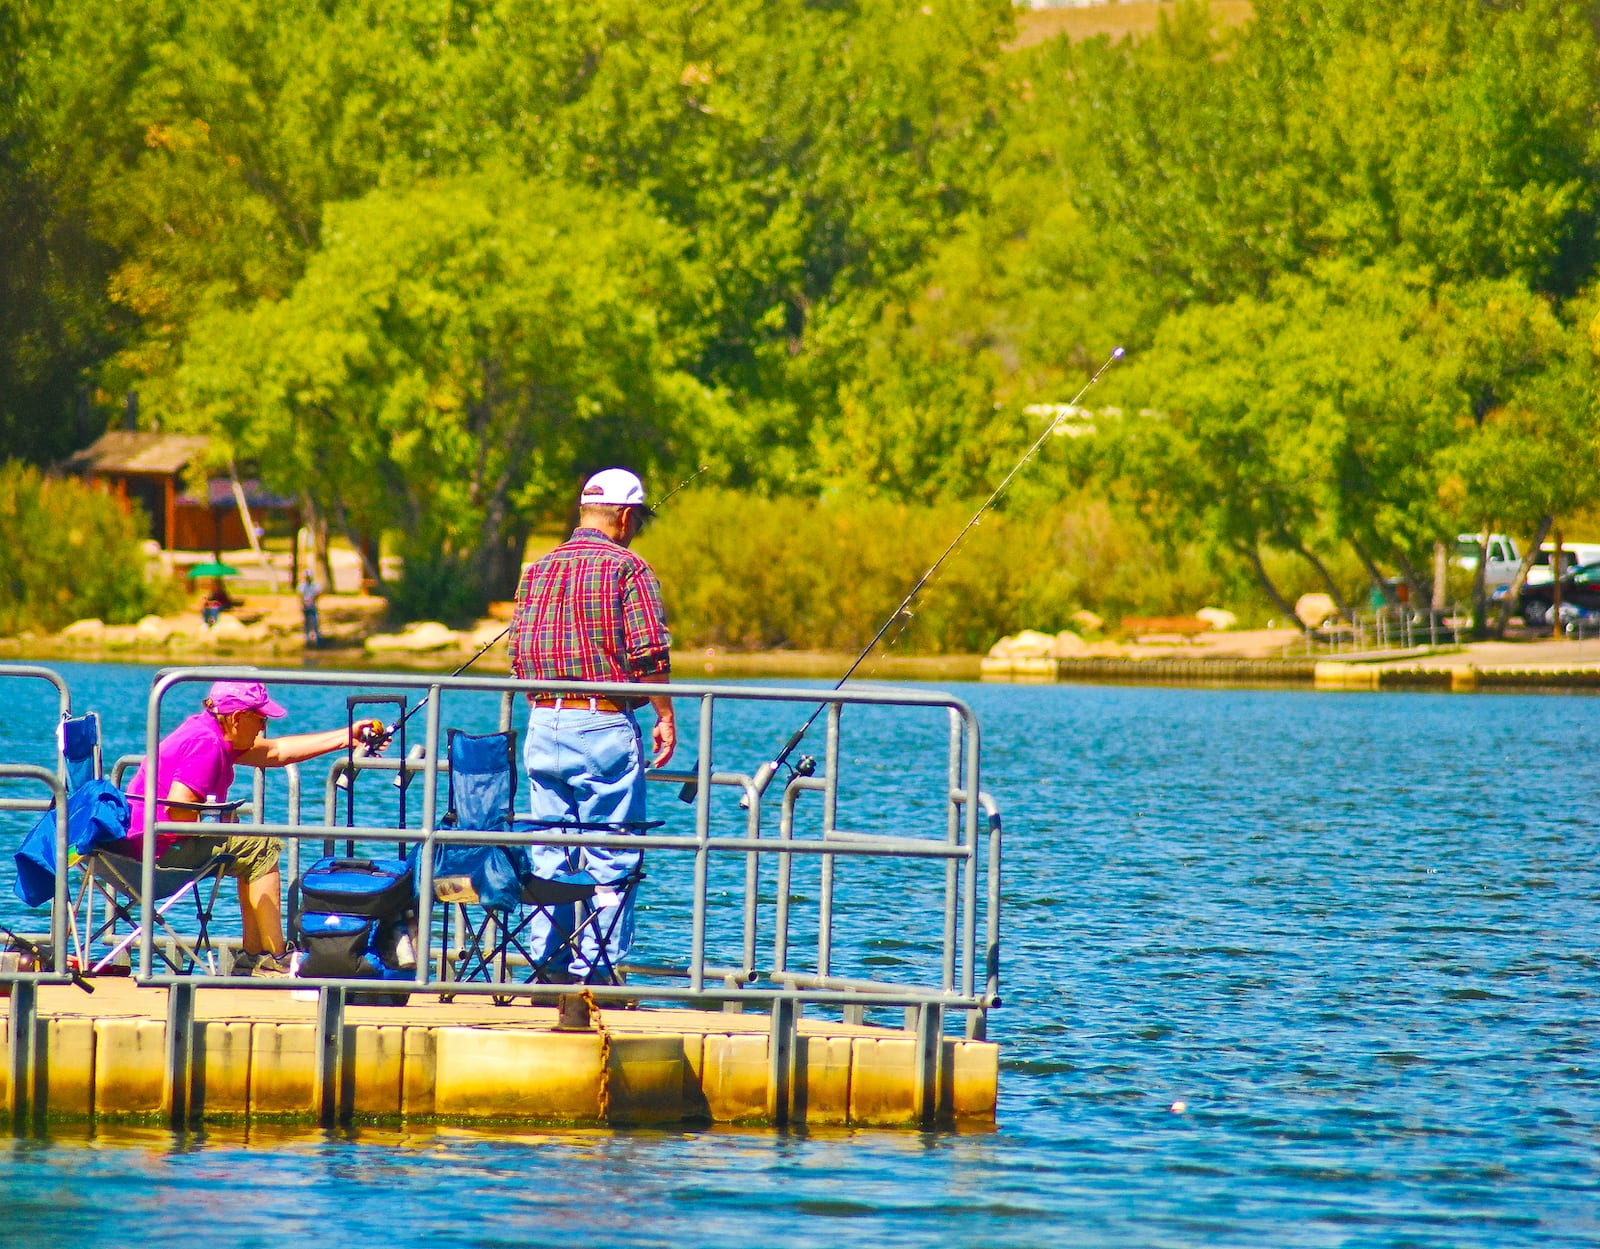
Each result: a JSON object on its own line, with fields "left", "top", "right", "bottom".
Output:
{"left": 187, "top": 561, "right": 241, "bottom": 578}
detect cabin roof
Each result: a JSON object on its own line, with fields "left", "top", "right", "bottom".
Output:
{"left": 62, "top": 431, "right": 213, "bottom": 477}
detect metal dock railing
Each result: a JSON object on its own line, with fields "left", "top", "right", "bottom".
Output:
{"left": 0, "top": 663, "right": 1003, "bottom": 1128}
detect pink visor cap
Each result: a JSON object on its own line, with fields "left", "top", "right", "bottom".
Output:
{"left": 207, "top": 680, "right": 287, "bottom": 719}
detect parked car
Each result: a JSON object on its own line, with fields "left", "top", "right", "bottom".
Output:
{"left": 1524, "top": 541, "right": 1600, "bottom": 586}
{"left": 1454, "top": 533, "right": 1522, "bottom": 590}
{"left": 1518, "top": 561, "right": 1600, "bottom": 625}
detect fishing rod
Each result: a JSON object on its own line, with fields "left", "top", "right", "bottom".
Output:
{"left": 350, "top": 464, "right": 713, "bottom": 760}
{"left": 740, "top": 347, "right": 1126, "bottom": 803}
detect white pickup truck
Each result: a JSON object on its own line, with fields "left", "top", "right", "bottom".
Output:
{"left": 1524, "top": 542, "right": 1600, "bottom": 586}
{"left": 1454, "top": 533, "right": 1522, "bottom": 590}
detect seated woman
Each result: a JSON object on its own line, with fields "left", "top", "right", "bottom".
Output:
{"left": 201, "top": 577, "right": 239, "bottom": 628}
{"left": 120, "top": 679, "right": 384, "bottom": 977}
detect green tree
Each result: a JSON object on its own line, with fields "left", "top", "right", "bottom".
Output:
{"left": 0, "top": 0, "right": 121, "bottom": 465}
{"left": 1105, "top": 262, "right": 1480, "bottom": 614}
{"left": 0, "top": 461, "right": 164, "bottom": 632}
{"left": 1436, "top": 288, "right": 1600, "bottom": 634}
{"left": 166, "top": 170, "right": 726, "bottom": 618}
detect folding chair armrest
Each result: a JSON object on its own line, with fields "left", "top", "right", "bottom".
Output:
{"left": 162, "top": 798, "right": 249, "bottom": 821}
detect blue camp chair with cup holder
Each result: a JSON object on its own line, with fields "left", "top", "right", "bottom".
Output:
{"left": 51, "top": 713, "right": 239, "bottom": 976}
{"left": 429, "top": 728, "right": 651, "bottom": 1001}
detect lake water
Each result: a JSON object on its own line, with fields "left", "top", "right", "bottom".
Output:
{"left": 0, "top": 661, "right": 1595, "bottom": 1248}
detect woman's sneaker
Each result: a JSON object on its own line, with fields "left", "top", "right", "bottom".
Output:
{"left": 232, "top": 948, "right": 296, "bottom": 978}
{"left": 250, "top": 951, "right": 295, "bottom": 979}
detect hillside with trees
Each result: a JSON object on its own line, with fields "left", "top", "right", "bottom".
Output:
{"left": 3, "top": 0, "right": 1598, "bottom": 645}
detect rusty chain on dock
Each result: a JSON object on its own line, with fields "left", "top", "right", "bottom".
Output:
{"left": 581, "top": 986, "right": 611, "bottom": 1120}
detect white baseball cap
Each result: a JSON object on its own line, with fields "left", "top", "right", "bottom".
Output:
{"left": 580, "top": 468, "right": 651, "bottom": 511}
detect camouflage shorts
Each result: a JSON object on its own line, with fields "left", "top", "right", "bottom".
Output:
{"left": 157, "top": 833, "right": 281, "bottom": 883}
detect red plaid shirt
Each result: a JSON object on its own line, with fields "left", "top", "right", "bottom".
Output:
{"left": 508, "top": 528, "right": 672, "bottom": 689}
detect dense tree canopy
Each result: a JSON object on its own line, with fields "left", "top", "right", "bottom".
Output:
{"left": 4, "top": 0, "right": 1599, "bottom": 623}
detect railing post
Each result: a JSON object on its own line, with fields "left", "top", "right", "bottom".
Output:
{"left": 9, "top": 981, "right": 38, "bottom": 1131}
{"left": 413, "top": 688, "right": 443, "bottom": 988}
{"left": 976, "top": 794, "right": 1003, "bottom": 1040}
{"left": 165, "top": 981, "right": 196, "bottom": 1129}
{"left": 915, "top": 1002, "right": 944, "bottom": 1127}
{"left": 689, "top": 694, "right": 714, "bottom": 993}
{"left": 315, "top": 985, "right": 347, "bottom": 1127}
{"left": 943, "top": 711, "right": 962, "bottom": 993}
{"left": 817, "top": 703, "right": 842, "bottom": 978}
{"left": 961, "top": 711, "right": 982, "bottom": 998}
{"left": 768, "top": 995, "right": 797, "bottom": 1127}
{"left": 775, "top": 783, "right": 799, "bottom": 975}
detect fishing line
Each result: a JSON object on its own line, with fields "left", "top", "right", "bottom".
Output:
{"left": 734, "top": 347, "right": 1126, "bottom": 803}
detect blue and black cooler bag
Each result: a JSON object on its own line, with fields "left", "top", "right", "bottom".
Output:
{"left": 292, "top": 857, "right": 416, "bottom": 999}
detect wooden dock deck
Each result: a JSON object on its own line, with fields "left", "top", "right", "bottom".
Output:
{"left": 3, "top": 981, "right": 998, "bottom": 1129}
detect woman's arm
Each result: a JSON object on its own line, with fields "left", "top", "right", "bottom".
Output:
{"left": 236, "top": 723, "right": 379, "bottom": 769}
{"left": 162, "top": 779, "right": 205, "bottom": 822}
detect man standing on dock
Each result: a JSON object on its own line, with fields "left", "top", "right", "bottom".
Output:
{"left": 508, "top": 467, "right": 676, "bottom": 982}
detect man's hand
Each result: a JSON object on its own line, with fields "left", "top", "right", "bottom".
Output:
{"left": 642, "top": 679, "right": 676, "bottom": 767}
{"left": 651, "top": 714, "right": 677, "bottom": 767}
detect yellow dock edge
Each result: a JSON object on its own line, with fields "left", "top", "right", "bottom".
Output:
{"left": 1, "top": 983, "right": 998, "bottom": 1129}
{"left": 1314, "top": 661, "right": 1600, "bottom": 691}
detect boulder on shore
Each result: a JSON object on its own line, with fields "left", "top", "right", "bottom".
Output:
{"left": 987, "top": 629, "right": 1058, "bottom": 659}
{"left": 61, "top": 619, "right": 105, "bottom": 640}
{"left": 1051, "top": 630, "right": 1090, "bottom": 658}
{"left": 463, "top": 622, "right": 510, "bottom": 652}
{"left": 366, "top": 621, "right": 462, "bottom": 653}
{"left": 1196, "top": 606, "right": 1237, "bottom": 632}
{"left": 1069, "top": 609, "right": 1104, "bottom": 635}
{"left": 200, "top": 614, "right": 271, "bottom": 644}
{"left": 135, "top": 614, "right": 173, "bottom": 643}
{"left": 1294, "top": 593, "right": 1339, "bottom": 628}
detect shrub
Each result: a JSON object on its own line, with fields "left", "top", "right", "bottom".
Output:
{"left": 0, "top": 460, "right": 167, "bottom": 633}
{"left": 638, "top": 488, "right": 1267, "bottom": 653}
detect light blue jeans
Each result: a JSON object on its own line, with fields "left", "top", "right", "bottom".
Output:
{"left": 521, "top": 706, "right": 645, "bottom": 980}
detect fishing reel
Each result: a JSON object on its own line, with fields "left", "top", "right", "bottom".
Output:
{"left": 354, "top": 718, "right": 394, "bottom": 751}
{"left": 685, "top": 752, "right": 820, "bottom": 808}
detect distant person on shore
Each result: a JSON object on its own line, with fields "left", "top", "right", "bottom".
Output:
{"left": 508, "top": 467, "right": 676, "bottom": 982}
{"left": 201, "top": 577, "right": 234, "bottom": 628}
{"left": 119, "top": 680, "right": 386, "bottom": 977}
{"left": 299, "top": 569, "right": 322, "bottom": 647}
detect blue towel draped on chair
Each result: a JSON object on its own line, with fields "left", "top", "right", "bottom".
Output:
{"left": 13, "top": 713, "right": 123, "bottom": 908}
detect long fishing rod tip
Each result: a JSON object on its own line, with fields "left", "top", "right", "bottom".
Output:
{"left": 1111, "top": 346, "right": 1126, "bottom": 360}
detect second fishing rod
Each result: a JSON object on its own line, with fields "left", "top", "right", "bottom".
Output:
{"left": 736, "top": 347, "right": 1125, "bottom": 805}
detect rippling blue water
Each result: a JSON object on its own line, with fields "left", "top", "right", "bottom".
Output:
{"left": 0, "top": 662, "right": 1596, "bottom": 1247}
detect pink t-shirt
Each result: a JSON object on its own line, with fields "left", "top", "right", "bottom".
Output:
{"left": 123, "top": 712, "right": 239, "bottom": 855}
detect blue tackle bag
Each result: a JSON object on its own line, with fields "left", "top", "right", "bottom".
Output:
{"left": 292, "top": 856, "right": 416, "bottom": 985}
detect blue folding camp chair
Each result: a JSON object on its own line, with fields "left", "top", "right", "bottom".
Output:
{"left": 430, "top": 729, "right": 648, "bottom": 998}
{"left": 62, "top": 714, "right": 238, "bottom": 976}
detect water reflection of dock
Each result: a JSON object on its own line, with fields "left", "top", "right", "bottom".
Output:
{"left": 6, "top": 980, "right": 997, "bottom": 1128}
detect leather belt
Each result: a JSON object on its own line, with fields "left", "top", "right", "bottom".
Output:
{"left": 530, "top": 695, "right": 628, "bottom": 713}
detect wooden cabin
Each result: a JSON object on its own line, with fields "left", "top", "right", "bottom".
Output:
{"left": 60, "top": 431, "right": 299, "bottom": 552}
